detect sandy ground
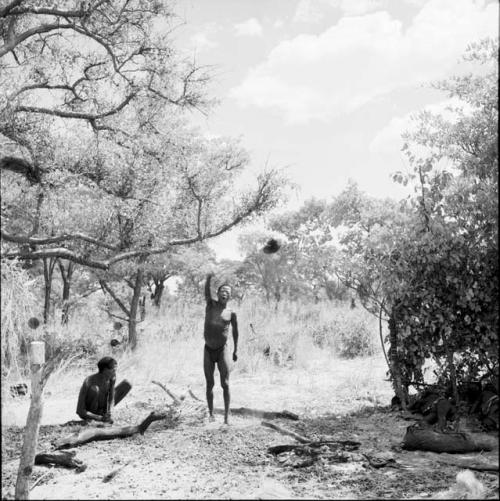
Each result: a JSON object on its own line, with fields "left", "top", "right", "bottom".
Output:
{"left": 2, "top": 356, "right": 499, "bottom": 499}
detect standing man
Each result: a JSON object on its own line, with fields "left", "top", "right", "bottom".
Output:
{"left": 203, "top": 273, "right": 239, "bottom": 424}
{"left": 76, "top": 356, "right": 131, "bottom": 424}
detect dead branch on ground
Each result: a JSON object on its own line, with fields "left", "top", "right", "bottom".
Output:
{"left": 261, "top": 420, "right": 310, "bottom": 443}
{"left": 35, "top": 451, "right": 86, "bottom": 472}
{"left": 54, "top": 412, "right": 168, "bottom": 449}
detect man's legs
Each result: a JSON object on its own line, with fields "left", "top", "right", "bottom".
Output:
{"left": 113, "top": 379, "right": 132, "bottom": 406}
{"left": 203, "top": 347, "right": 216, "bottom": 421}
{"left": 218, "top": 346, "right": 232, "bottom": 425}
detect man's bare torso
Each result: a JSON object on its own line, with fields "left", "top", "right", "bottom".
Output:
{"left": 204, "top": 300, "right": 233, "bottom": 349}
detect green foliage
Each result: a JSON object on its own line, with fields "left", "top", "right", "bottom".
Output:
{"left": 333, "top": 312, "right": 376, "bottom": 359}
{"left": 332, "top": 38, "right": 499, "bottom": 389}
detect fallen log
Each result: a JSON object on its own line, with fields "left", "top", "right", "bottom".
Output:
{"left": 215, "top": 407, "right": 299, "bottom": 420}
{"left": 261, "top": 421, "right": 310, "bottom": 443}
{"left": 34, "top": 451, "right": 86, "bottom": 472}
{"left": 402, "top": 426, "right": 498, "bottom": 453}
{"left": 54, "top": 412, "right": 168, "bottom": 449}
{"left": 183, "top": 386, "right": 299, "bottom": 421}
{"left": 436, "top": 453, "right": 499, "bottom": 472}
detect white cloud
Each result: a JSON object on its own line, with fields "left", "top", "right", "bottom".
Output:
{"left": 189, "top": 23, "right": 219, "bottom": 51}
{"left": 293, "top": 0, "right": 324, "bottom": 24}
{"left": 370, "top": 98, "right": 474, "bottom": 157}
{"left": 328, "top": 0, "right": 388, "bottom": 16}
{"left": 293, "top": 0, "right": 386, "bottom": 23}
{"left": 234, "top": 18, "right": 263, "bottom": 37}
{"left": 230, "top": 0, "right": 497, "bottom": 124}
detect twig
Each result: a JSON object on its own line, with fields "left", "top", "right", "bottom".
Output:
{"left": 151, "top": 380, "right": 181, "bottom": 404}
{"left": 102, "top": 461, "right": 131, "bottom": 483}
{"left": 30, "top": 468, "right": 53, "bottom": 491}
{"left": 261, "top": 421, "right": 310, "bottom": 443}
{"left": 188, "top": 388, "right": 203, "bottom": 402}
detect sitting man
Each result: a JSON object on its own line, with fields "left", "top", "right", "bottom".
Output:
{"left": 76, "top": 356, "right": 131, "bottom": 424}
{"left": 408, "top": 386, "right": 457, "bottom": 432}
{"left": 470, "top": 382, "right": 499, "bottom": 431}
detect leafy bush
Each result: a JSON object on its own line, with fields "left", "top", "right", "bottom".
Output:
{"left": 332, "top": 310, "right": 376, "bottom": 359}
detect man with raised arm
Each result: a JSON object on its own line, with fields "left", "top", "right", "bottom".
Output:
{"left": 76, "top": 356, "right": 131, "bottom": 424}
{"left": 203, "top": 272, "right": 239, "bottom": 425}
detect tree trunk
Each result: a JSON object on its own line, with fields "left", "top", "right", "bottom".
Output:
{"left": 15, "top": 342, "right": 45, "bottom": 500}
{"left": 42, "top": 258, "right": 56, "bottom": 324}
{"left": 152, "top": 279, "right": 165, "bottom": 307}
{"left": 128, "top": 268, "right": 144, "bottom": 350}
{"left": 388, "top": 306, "right": 408, "bottom": 409}
{"left": 58, "top": 260, "right": 75, "bottom": 325}
{"left": 443, "top": 334, "right": 459, "bottom": 405}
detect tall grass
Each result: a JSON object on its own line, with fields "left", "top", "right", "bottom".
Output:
{"left": 109, "top": 297, "right": 379, "bottom": 387}
{"left": 3, "top": 293, "right": 381, "bottom": 396}
{"left": 1, "top": 260, "right": 38, "bottom": 379}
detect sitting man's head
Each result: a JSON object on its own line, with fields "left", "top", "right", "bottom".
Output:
{"left": 97, "top": 356, "right": 117, "bottom": 380}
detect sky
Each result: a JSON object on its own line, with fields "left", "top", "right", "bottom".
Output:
{"left": 171, "top": 0, "right": 498, "bottom": 259}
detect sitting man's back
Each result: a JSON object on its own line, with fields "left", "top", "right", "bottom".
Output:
{"left": 76, "top": 356, "right": 131, "bottom": 423}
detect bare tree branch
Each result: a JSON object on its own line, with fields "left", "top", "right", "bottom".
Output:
{"left": 0, "top": 0, "right": 24, "bottom": 18}
{"left": 15, "top": 91, "right": 137, "bottom": 122}
{"left": 99, "top": 280, "right": 131, "bottom": 318}
{"left": 0, "top": 229, "right": 119, "bottom": 251}
{"left": 0, "top": 23, "right": 76, "bottom": 58}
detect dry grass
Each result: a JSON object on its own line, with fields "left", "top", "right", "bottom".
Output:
{"left": 2, "top": 296, "right": 388, "bottom": 414}
{"left": 1, "top": 260, "right": 38, "bottom": 379}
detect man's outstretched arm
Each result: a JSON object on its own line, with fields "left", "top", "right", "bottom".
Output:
{"left": 231, "top": 312, "right": 239, "bottom": 361}
{"left": 205, "top": 273, "right": 214, "bottom": 303}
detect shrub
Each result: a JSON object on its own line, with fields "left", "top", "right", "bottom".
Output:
{"left": 334, "top": 311, "right": 376, "bottom": 359}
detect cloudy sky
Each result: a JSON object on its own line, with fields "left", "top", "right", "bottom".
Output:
{"left": 173, "top": 0, "right": 498, "bottom": 258}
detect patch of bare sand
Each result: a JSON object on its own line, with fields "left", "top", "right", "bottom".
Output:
{"left": 2, "top": 355, "right": 498, "bottom": 499}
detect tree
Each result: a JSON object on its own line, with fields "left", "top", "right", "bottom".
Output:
{"left": 1, "top": 2, "right": 288, "bottom": 336}
{"left": 331, "top": 39, "right": 498, "bottom": 405}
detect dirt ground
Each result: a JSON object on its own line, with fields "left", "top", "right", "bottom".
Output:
{"left": 2, "top": 357, "right": 499, "bottom": 499}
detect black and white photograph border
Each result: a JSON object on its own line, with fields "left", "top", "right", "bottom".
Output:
{"left": 1, "top": 0, "right": 498, "bottom": 499}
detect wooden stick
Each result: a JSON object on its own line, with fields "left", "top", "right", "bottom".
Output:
{"left": 29, "top": 469, "right": 53, "bottom": 492}
{"left": 187, "top": 388, "right": 299, "bottom": 421}
{"left": 151, "top": 380, "right": 181, "bottom": 404}
{"left": 268, "top": 440, "right": 360, "bottom": 455}
{"left": 214, "top": 407, "right": 298, "bottom": 420}
{"left": 261, "top": 420, "right": 310, "bottom": 443}
{"left": 102, "top": 461, "right": 131, "bottom": 483}
{"left": 188, "top": 388, "right": 203, "bottom": 402}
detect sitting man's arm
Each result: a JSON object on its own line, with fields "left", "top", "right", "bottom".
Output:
{"left": 231, "top": 312, "right": 239, "bottom": 362}
{"left": 76, "top": 379, "right": 104, "bottom": 422}
{"left": 205, "top": 273, "right": 214, "bottom": 304}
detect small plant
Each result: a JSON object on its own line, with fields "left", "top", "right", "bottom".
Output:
{"left": 332, "top": 310, "right": 376, "bottom": 359}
